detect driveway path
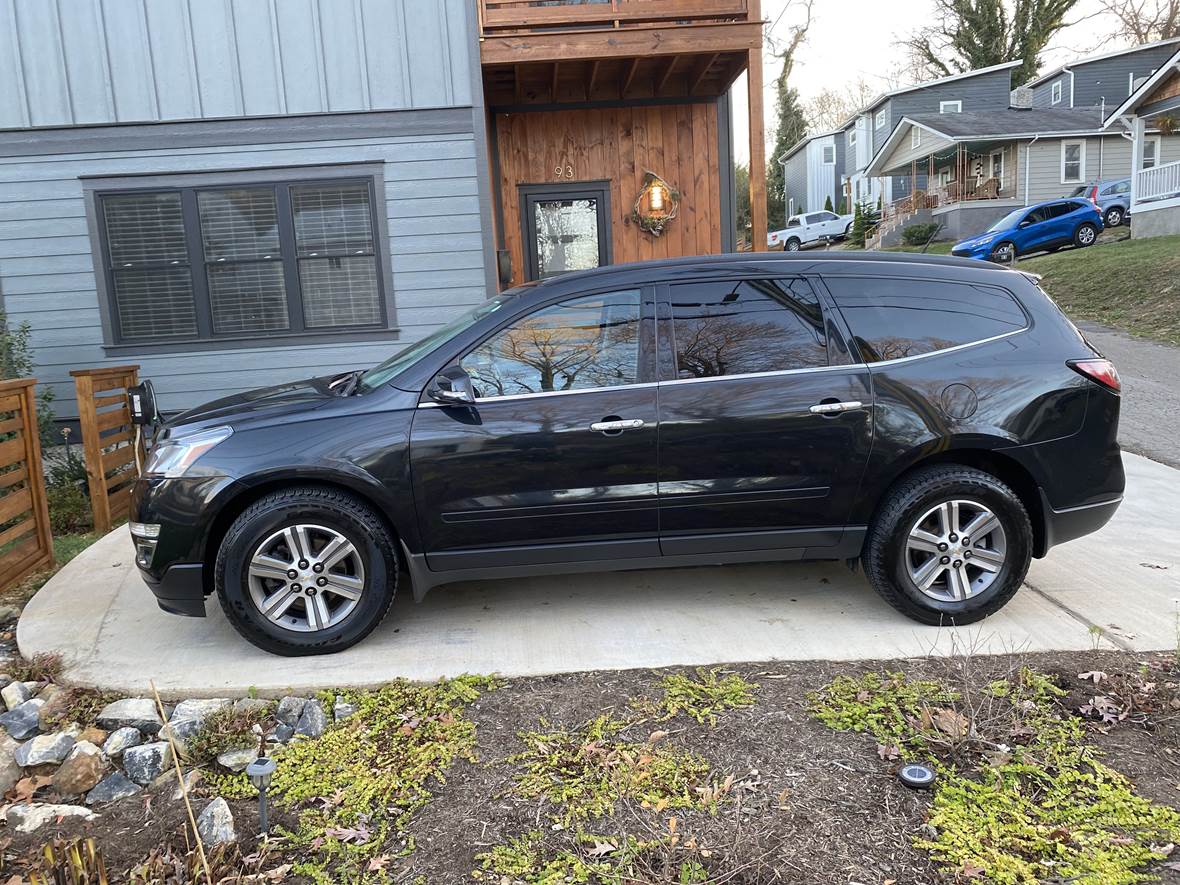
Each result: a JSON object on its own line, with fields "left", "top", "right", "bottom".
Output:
{"left": 17, "top": 453, "right": 1180, "bottom": 696}
{"left": 1079, "top": 322, "right": 1180, "bottom": 469}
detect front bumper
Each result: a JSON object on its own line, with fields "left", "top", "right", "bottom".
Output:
{"left": 141, "top": 562, "right": 207, "bottom": 617}
{"left": 951, "top": 245, "right": 991, "bottom": 260}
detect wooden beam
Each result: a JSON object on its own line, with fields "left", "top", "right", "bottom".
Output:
{"left": 620, "top": 57, "right": 641, "bottom": 98}
{"left": 551, "top": 61, "right": 560, "bottom": 102}
{"left": 689, "top": 52, "right": 720, "bottom": 95}
{"left": 747, "top": 0, "right": 767, "bottom": 251}
{"left": 586, "top": 59, "right": 600, "bottom": 100}
{"left": 514, "top": 64, "right": 523, "bottom": 104}
{"left": 480, "top": 21, "right": 762, "bottom": 65}
{"left": 482, "top": 0, "right": 751, "bottom": 32}
{"left": 656, "top": 55, "right": 679, "bottom": 96}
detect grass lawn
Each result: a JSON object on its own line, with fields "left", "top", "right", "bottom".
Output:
{"left": 1021, "top": 234, "right": 1180, "bottom": 346}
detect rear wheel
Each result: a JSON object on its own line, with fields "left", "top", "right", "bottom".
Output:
{"left": 990, "top": 241, "right": 1017, "bottom": 263}
{"left": 785, "top": 237, "right": 802, "bottom": 252}
{"left": 1074, "top": 223, "right": 1098, "bottom": 248}
{"left": 1103, "top": 206, "right": 1124, "bottom": 228}
{"left": 863, "top": 466, "right": 1032, "bottom": 626}
{"left": 215, "top": 486, "right": 397, "bottom": 655}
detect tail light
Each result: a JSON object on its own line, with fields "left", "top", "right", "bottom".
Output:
{"left": 1069, "top": 358, "right": 1120, "bottom": 392}
{"left": 1088, "top": 185, "right": 1099, "bottom": 205}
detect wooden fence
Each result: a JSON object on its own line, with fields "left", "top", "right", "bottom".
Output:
{"left": 0, "top": 378, "right": 55, "bottom": 592}
{"left": 71, "top": 365, "right": 144, "bottom": 535}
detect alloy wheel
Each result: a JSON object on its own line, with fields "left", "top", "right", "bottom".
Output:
{"left": 246, "top": 523, "right": 366, "bottom": 632}
{"left": 1078, "top": 225, "right": 1096, "bottom": 245}
{"left": 1107, "top": 208, "right": 1123, "bottom": 227}
{"left": 904, "top": 499, "right": 1007, "bottom": 603}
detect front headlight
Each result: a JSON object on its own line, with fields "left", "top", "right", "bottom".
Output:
{"left": 144, "top": 426, "right": 233, "bottom": 478}
{"left": 975, "top": 234, "right": 998, "bottom": 246}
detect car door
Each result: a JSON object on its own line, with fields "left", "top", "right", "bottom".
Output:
{"left": 817, "top": 211, "right": 841, "bottom": 238}
{"left": 804, "top": 213, "right": 827, "bottom": 242}
{"left": 655, "top": 275, "right": 873, "bottom": 556}
{"left": 1019, "top": 206, "right": 1055, "bottom": 251}
{"left": 409, "top": 288, "right": 659, "bottom": 570}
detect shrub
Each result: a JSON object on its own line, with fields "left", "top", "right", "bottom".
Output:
{"left": 902, "top": 222, "right": 941, "bottom": 246}
{"left": 0, "top": 310, "right": 56, "bottom": 447}
{"left": 823, "top": 195, "right": 834, "bottom": 212}
{"left": 47, "top": 480, "right": 92, "bottom": 535}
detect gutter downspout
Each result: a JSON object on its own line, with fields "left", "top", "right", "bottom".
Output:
{"left": 1066, "top": 67, "right": 1075, "bottom": 107}
{"left": 1024, "top": 134, "right": 1041, "bottom": 205}
{"left": 1099, "top": 98, "right": 1105, "bottom": 177}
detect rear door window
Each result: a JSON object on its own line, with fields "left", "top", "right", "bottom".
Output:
{"left": 825, "top": 278, "right": 1027, "bottom": 363}
{"left": 668, "top": 278, "right": 828, "bottom": 378}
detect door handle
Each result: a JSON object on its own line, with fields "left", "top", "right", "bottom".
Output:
{"left": 590, "top": 418, "right": 645, "bottom": 433}
{"left": 809, "top": 400, "right": 863, "bottom": 415}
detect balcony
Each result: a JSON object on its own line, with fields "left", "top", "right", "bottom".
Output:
{"left": 1137, "top": 159, "right": 1180, "bottom": 204}
{"left": 479, "top": 0, "right": 762, "bottom": 106}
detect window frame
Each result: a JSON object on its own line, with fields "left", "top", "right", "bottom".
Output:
{"left": 84, "top": 164, "right": 398, "bottom": 354}
{"left": 875, "top": 109, "right": 888, "bottom": 129}
{"left": 939, "top": 100, "right": 962, "bottom": 114}
{"left": 1051, "top": 80, "right": 1063, "bottom": 105}
{"left": 1143, "top": 135, "right": 1161, "bottom": 169}
{"left": 990, "top": 149, "right": 1005, "bottom": 182}
{"left": 1060, "top": 140, "right": 1086, "bottom": 184}
{"left": 821, "top": 144, "right": 836, "bottom": 164}
{"left": 911, "top": 126, "right": 922, "bottom": 149}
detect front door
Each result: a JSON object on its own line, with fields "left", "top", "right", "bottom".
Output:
{"left": 520, "top": 182, "right": 611, "bottom": 281}
{"left": 655, "top": 276, "right": 873, "bottom": 555}
{"left": 409, "top": 288, "right": 658, "bottom": 571}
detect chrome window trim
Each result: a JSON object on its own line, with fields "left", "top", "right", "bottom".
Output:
{"left": 417, "top": 381, "right": 659, "bottom": 408}
{"left": 660, "top": 362, "right": 866, "bottom": 387}
{"left": 861, "top": 327, "right": 1026, "bottom": 367}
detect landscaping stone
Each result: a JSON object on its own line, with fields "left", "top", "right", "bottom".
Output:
{"left": 7, "top": 803, "right": 96, "bottom": 833}
{"left": 2, "top": 680, "right": 30, "bottom": 711}
{"left": 86, "top": 771, "right": 141, "bottom": 805}
{"left": 233, "top": 697, "right": 270, "bottom": 715}
{"left": 102, "top": 726, "right": 143, "bottom": 758}
{"left": 0, "top": 733, "right": 20, "bottom": 796}
{"left": 36, "top": 685, "right": 72, "bottom": 728}
{"left": 171, "top": 768, "right": 202, "bottom": 800}
{"left": 334, "top": 696, "right": 358, "bottom": 720}
{"left": 216, "top": 746, "right": 258, "bottom": 772}
{"left": 52, "top": 741, "right": 108, "bottom": 795}
{"left": 170, "top": 698, "right": 231, "bottom": 722}
{"left": 96, "top": 698, "right": 162, "bottom": 734}
{"left": 123, "top": 741, "right": 173, "bottom": 785}
{"left": 197, "top": 797, "right": 236, "bottom": 845}
{"left": 272, "top": 724, "right": 294, "bottom": 743}
{"left": 275, "top": 696, "right": 306, "bottom": 726}
{"left": 159, "top": 717, "right": 204, "bottom": 756}
{"left": 14, "top": 730, "right": 76, "bottom": 767}
{"left": 78, "top": 726, "right": 107, "bottom": 745}
{"left": 295, "top": 698, "right": 327, "bottom": 738}
{"left": 0, "top": 602, "right": 22, "bottom": 621}
{"left": 0, "top": 699, "right": 44, "bottom": 740}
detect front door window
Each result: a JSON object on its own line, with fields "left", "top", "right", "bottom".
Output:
{"left": 520, "top": 184, "right": 611, "bottom": 281}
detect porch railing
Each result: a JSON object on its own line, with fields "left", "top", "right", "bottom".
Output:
{"left": 478, "top": 0, "right": 751, "bottom": 35}
{"left": 1137, "top": 160, "right": 1180, "bottom": 203}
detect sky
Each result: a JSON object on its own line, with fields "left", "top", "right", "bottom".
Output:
{"left": 731, "top": 0, "right": 1131, "bottom": 163}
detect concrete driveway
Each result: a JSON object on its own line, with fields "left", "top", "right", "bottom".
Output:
{"left": 17, "top": 452, "right": 1180, "bottom": 696}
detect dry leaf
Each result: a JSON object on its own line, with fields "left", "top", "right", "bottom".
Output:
{"left": 586, "top": 840, "right": 617, "bottom": 857}
{"left": 647, "top": 730, "right": 669, "bottom": 744}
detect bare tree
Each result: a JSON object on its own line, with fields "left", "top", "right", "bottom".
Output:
{"left": 1099, "top": 0, "right": 1180, "bottom": 41}
{"left": 765, "top": 0, "right": 815, "bottom": 224}
{"left": 805, "top": 79, "right": 881, "bottom": 131}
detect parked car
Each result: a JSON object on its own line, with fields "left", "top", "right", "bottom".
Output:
{"left": 1071, "top": 178, "right": 1131, "bottom": 228}
{"left": 769, "top": 210, "right": 854, "bottom": 251}
{"left": 951, "top": 198, "right": 1104, "bottom": 263}
{"left": 131, "top": 252, "right": 1124, "bottom": 655}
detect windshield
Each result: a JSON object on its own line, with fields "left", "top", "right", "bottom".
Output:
{"left": 357, "top": 294, "right": 514, "bottom": 393}
{"left": 988, "top": 208, "right": 1027, "bottom": 232}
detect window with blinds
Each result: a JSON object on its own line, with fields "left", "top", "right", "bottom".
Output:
{"left": 97, "top": 178, "right": 386, "bottom": 344}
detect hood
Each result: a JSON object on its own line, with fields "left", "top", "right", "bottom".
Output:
{"left": 166, "top": 375, "right": 343, "bottom": 434}
{"left": 953, "top": 230, "right": 1002, "bottom": 250}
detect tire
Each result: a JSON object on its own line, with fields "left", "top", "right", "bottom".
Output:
{"left": 844, "top": 223, "right": 853, "bottom": 238}
{"left": 1074, "top": 223, "right": 1098, "bottom": 248}
{"left": 863, "top": 465, "right": 1032, "bottom": 626}
{"left": 785, "top": 237, "right": 802, "bottom": 252}
{"left": 215, "top": 486, "right": 397, "bottom": 655}
{"left": 990, "top": 241, "right": 1017, "bottom": 264}
{"left": 1103, "top": 206, "right": 1124, "bottom": 228}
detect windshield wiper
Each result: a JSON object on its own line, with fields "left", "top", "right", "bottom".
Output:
{"left": 329, "top": 369, "right": 364, "bottom": 396}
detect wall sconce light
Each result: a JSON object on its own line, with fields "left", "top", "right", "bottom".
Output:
{"left": 631, "top": 170, "right": 679, "bottom": 237}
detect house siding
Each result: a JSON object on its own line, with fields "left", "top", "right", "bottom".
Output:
{"left": 0, "top": 0, "right": 473, "bottom": 129}
{"left": 0, "top": 116, "right": 485, "bottom": 418}
{"left": 805, "top": 135, "right": 839, "bottom": 213}
{"left": 1031, "top": 43, "right": 1180, "bottom": 109}
{"left": 1017, "top": 135, "right": 1133, "bottom": 202}
{"left": 783, "top": 148, "right": 808, "bottom": 217}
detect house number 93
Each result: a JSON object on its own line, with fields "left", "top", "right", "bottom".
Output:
{"left": 555, "top": 164, "right": 575, "bottom": 178}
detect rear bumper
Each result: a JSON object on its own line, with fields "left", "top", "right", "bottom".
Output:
{"left": 1040, "top": 491, "right": 1122, "bottom": 553}
{"left": 140, "top": 562, "right": 206, "bottom": 618}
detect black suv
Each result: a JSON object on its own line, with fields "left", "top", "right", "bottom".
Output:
{"left": 130, "top": 253, "right": 1124, "bottom": 655}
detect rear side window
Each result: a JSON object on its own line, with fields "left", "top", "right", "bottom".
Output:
{"left": 669, "top": 278, "right": 827, "bottom": 379}
{"left": 826, "top": 278, "right": 1027, "bottom": 363}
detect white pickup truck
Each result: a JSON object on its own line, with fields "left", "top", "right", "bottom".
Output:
{"left": 768, "top": 210, "right": 855, "bottom": 251}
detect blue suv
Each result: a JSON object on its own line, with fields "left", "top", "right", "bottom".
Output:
{"left": 952, "top": 198, "right": 1103, "bottom": 263}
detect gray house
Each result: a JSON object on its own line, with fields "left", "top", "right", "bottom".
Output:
{"left": 1028, "top": 37, "right": 1180, "bottom": 110}
{"left": 0, "top": 0, "right": 494, "bottom": 420}
{"left": 779, "top": 128, "right": 844, "bottom": 219}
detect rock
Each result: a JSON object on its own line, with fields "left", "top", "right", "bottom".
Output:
{"left": 333, "top": 696, "right": 358, "bottom": 721}
{"left": 0, "top": 698, "right": 44, "bottom": 739}
{"left": 216, "top": 746, "right": 258, "bottom": 772}
{"left": 96, "top": 698, "right": 162, "bottom": 734}
{"left": 2, "top": 680, "right": 31, "bottom": 711}
{"left": 78, "top": 726, "right": 107, "bottom": 745}
{"left": 170, "top": 769, "right": 202, "bottom": 800}
{"left": 6, "top": 803, "right": 96, "bottom": 833}
{"left": 272, "top": 724, "right": 294, "bottom": 744}
{"left": 159, "top": 718, "right": 204, "bottom": 757}
{"left": 275, "top": 696, "right": 306, "bottom": 727}
{"left": 233, "top": 697, "right": 270, "bottom": 716}
{"left": 196, "top": 797, "right": 236, "bottom": 845}
{"left": 37, "top": 685, "right": 73, "bottom": 729}
{"left": 102, "top": 726, "right": 143, "bottom": 758}
{"left": 294, "top": 699, "right": 327, "bottom": 738}
{"left": 0, "top": 602, "right": 21, "bottom": 621}
{"left": 52, "top": 741, "right": 109, "bottom": 795}
{"left": 123, "top": 741, "right": 172, "bottom": 785}
{"left": 170, "top": 698, "right": 231, "bottom": 722}
{"left": 14, "top": 731, "right": 76, "bottom": 767}
{"left": 86, "top": 771, "right": 141, "bottom": 805}
{"left": 0, "top": 733, "right": 20, "bottom": 796}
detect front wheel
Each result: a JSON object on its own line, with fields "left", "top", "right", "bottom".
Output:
{"left": 863, "top": 466, "right": 1032, "bottom": 626}
{"left": 844, "top": 223, "right": 853, "bottom": 238}
{"left": 990, "top": 241, "right": 1017, "bottom": 264}
{"left": 1074, "top": 223, "right": 1098, "bottom": 248}
{"left": 215, "top": 486, "right": 397, "bottom": 655}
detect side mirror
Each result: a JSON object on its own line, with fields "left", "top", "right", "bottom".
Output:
{"left": 427, "top": 367, "right": 476, "bottom": 405}
{"left": 1018, "top": 220, "right": 1032, "bottom": 229}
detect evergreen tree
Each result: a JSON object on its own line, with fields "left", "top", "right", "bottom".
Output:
{"left": 767, "top": 86, "right": 808, "bottom": 229}
{"left": 734, "top": 162, "right": 751, "bottom": 244}
{"left": 824, "top": 195, "right": 834, "bottom": 212}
